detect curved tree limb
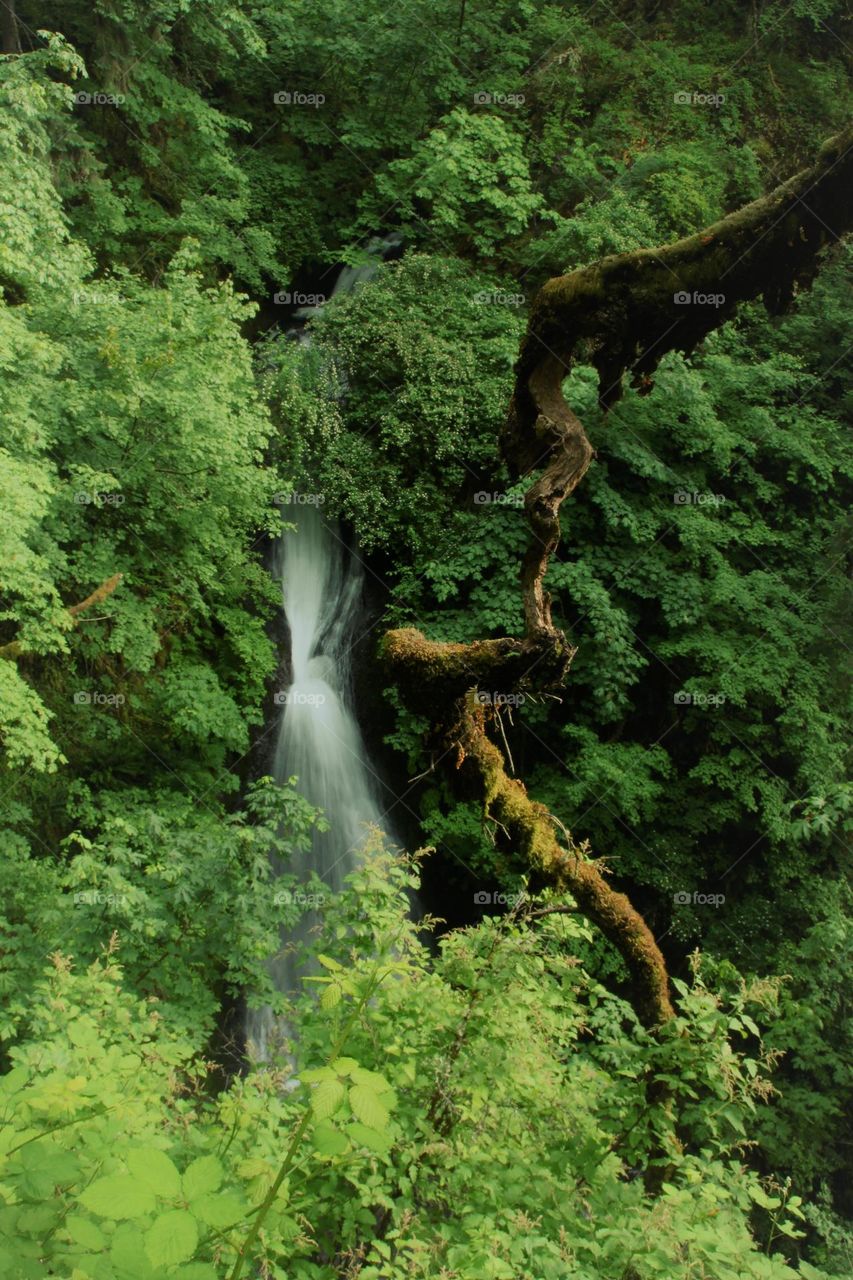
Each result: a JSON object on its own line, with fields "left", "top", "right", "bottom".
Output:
{"left": 505, "top": 124, "right": 853, "bottom": 643}
{"left": 0, "top": 573, "right": 123, "bottom": 661}
{"left": 383, "top": 126, "right": 853, "bottom": 1030}
{"left": 384, "top": 628, "right": 674, "bottom": 1026}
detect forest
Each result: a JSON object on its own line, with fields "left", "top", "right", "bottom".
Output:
{"left": 0, "top": 1, "right": 851, "bottom": 1277}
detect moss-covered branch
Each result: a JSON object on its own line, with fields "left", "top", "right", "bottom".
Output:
{"left": 383, "top": 627, "right": 674, "bottom": 1026}
{"left": 0, "top": 573, "right": 123, "bottom": 661}
{"left": 382, "top": 127, "right": 853, "bottom": 1031}
{"left": 505, "top": 125, "right": 853, "bottom": 639}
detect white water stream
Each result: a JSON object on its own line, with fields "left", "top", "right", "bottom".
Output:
{"left": 246, "top": 504, "right": 389, "bottom": 1058}
{"left": 246, "top": 238, "right": 402, "bottom": 1059}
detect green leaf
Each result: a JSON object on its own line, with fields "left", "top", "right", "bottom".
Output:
{"left": 65, "top": 1215, "right": 107, "bottom": 1250}
{"left": 145, "top": 1210, "right": 198, "bottom": 1267}
{"left": 18, "top": 1203, "right": 60, "bottom": 1233}
{"left": 312, "top": 1121, "right": 350, "bottom": 1156}
{"left": 331, "top": 1057, "right": 360, "bottom": 1075}
{"left": 128, "top": 1147, "right": 182, "bottom": 1198}
{"left": 191, "top": 1193, "right": 248, "bottom": 1229}
{"left": 300, "top": 1066, "right": 335, "bottom": 1084}
{"left": 348, "top": 1085, "right": 389, "bottom": 1132}
{"left": 111, "top": 1225, "right": 155, "bottom": 1275}
{"left": 350, "top": 1067, "right": 393, "bottom": 1093}
{"left": 79, "top": 1175, "right": 156, "bottom": 1220}
{"left": 182, "top": 1155, "right": 223, "bottom": 1200}
{"left": 748, "top": 1184, "right": 782, "bottom": 1210}
{"left": 311, "top": 1078, "right": 346, "bottom": 1120}
{"left": 320, "top": 982, "right": 342, "bottom": 1010}
{"left": 347, "top": 1122, "right": 392, "bottom": 1154}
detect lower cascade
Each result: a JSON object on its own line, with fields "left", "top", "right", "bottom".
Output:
{"left": 245, "top": 501, "right": 390, "bottom": 1058}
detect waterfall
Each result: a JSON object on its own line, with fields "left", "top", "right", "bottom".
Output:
{"left": 246, "top": 234, "right": 402, "bottom": 1060}
{"left": 291, "top": 232, "right": 404, "bottom": 322}
{"left": 245, "top": 504, "right": 390, "bottom": 1058}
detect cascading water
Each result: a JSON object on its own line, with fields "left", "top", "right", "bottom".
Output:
{"left": 246, "top": 235, "right": 403, "bottom": 1060}
{"left": 246, "top": 504, "right": 390, "bottom": 1059}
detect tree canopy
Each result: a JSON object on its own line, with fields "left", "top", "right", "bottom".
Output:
{"left": 1, "top": 3, "right": 851, "bottom": 1277}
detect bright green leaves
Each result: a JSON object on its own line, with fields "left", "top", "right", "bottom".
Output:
{"left": 182, "top": 1155, "right": 224, "bottom": 1199}
{"left": 109, "top": 1224, "right": 153, "bottom": 1275}
{"left": 368, "top": 108, "right": 544, "bottom": 259}
{"left": 145, "top": 1210, "right": 198, "bottom": 1267}
{"left": 1, "top": 778, "right": 322, "bottom": 1050}
{"left": 75, "top": 1145, "right": 248, "bottom": 1248}
{"left": 312, "top": 1121, "right": 349, "bottom": 1156}
{"left": 0, "top": 48, "right": 283, "bottom": 789}
{"left": 0, "top": 653, "right": 64, "bottom": 774}
{"left": 17, "top": 1138, "right": 246, "bottom": 1272}
{"left": 310, "top": 1078, "right": 346, "bottom": 1120}
{"left": 330, "top": 1056, "right": 359, "bottom": 1073}
{"left": 302, "top": 1049, "right": 394, "bottom": 1172}
{"left": 0, "top": 959, "right": 253, "bottom": 1276}
{"left": 348, "top": 1083, "right": 390, "bottom": 1132}
{"left": 79, "top": 1174, "right": 156, "bottom": 1220}
{"left": 65, "top": 1214, "right": 107, "bottom": 1250}
{"left": 348, "top": 1067, "right": 396, "bottom": 1134}
{"left": 127, "top": 1148, "right": 182, "bottom": 1198}
{"left": 749, "top": 1183, "right": 782, "bottom": 1211}
{"left": 320, "top": 982, "right": 343, "bottom": 1010}
{"left": 0, "top": 853, "right": 839, "bottom": 1280}
{"left": 191, "top": 1193, "right": 249, "bottom": 1230}
{"left": 305, "top": 1057, "right": 396, "bottom": 1145}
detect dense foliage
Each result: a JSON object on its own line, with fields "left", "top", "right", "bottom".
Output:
{"left": 1, "top": 2, "right": 850, "bottom": 1276}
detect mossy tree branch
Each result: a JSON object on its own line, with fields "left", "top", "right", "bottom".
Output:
{"left": 505, "top": 125, "right": 853, "bottom": 642}
{"left": 0, "top": 574, "right": 123, "bottom": 661}
{"left": 383, "top": 628, "right": 674, "bottom": 1026}
{"left": 383, "top": 126, "right": 853, "bottom": 1031}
